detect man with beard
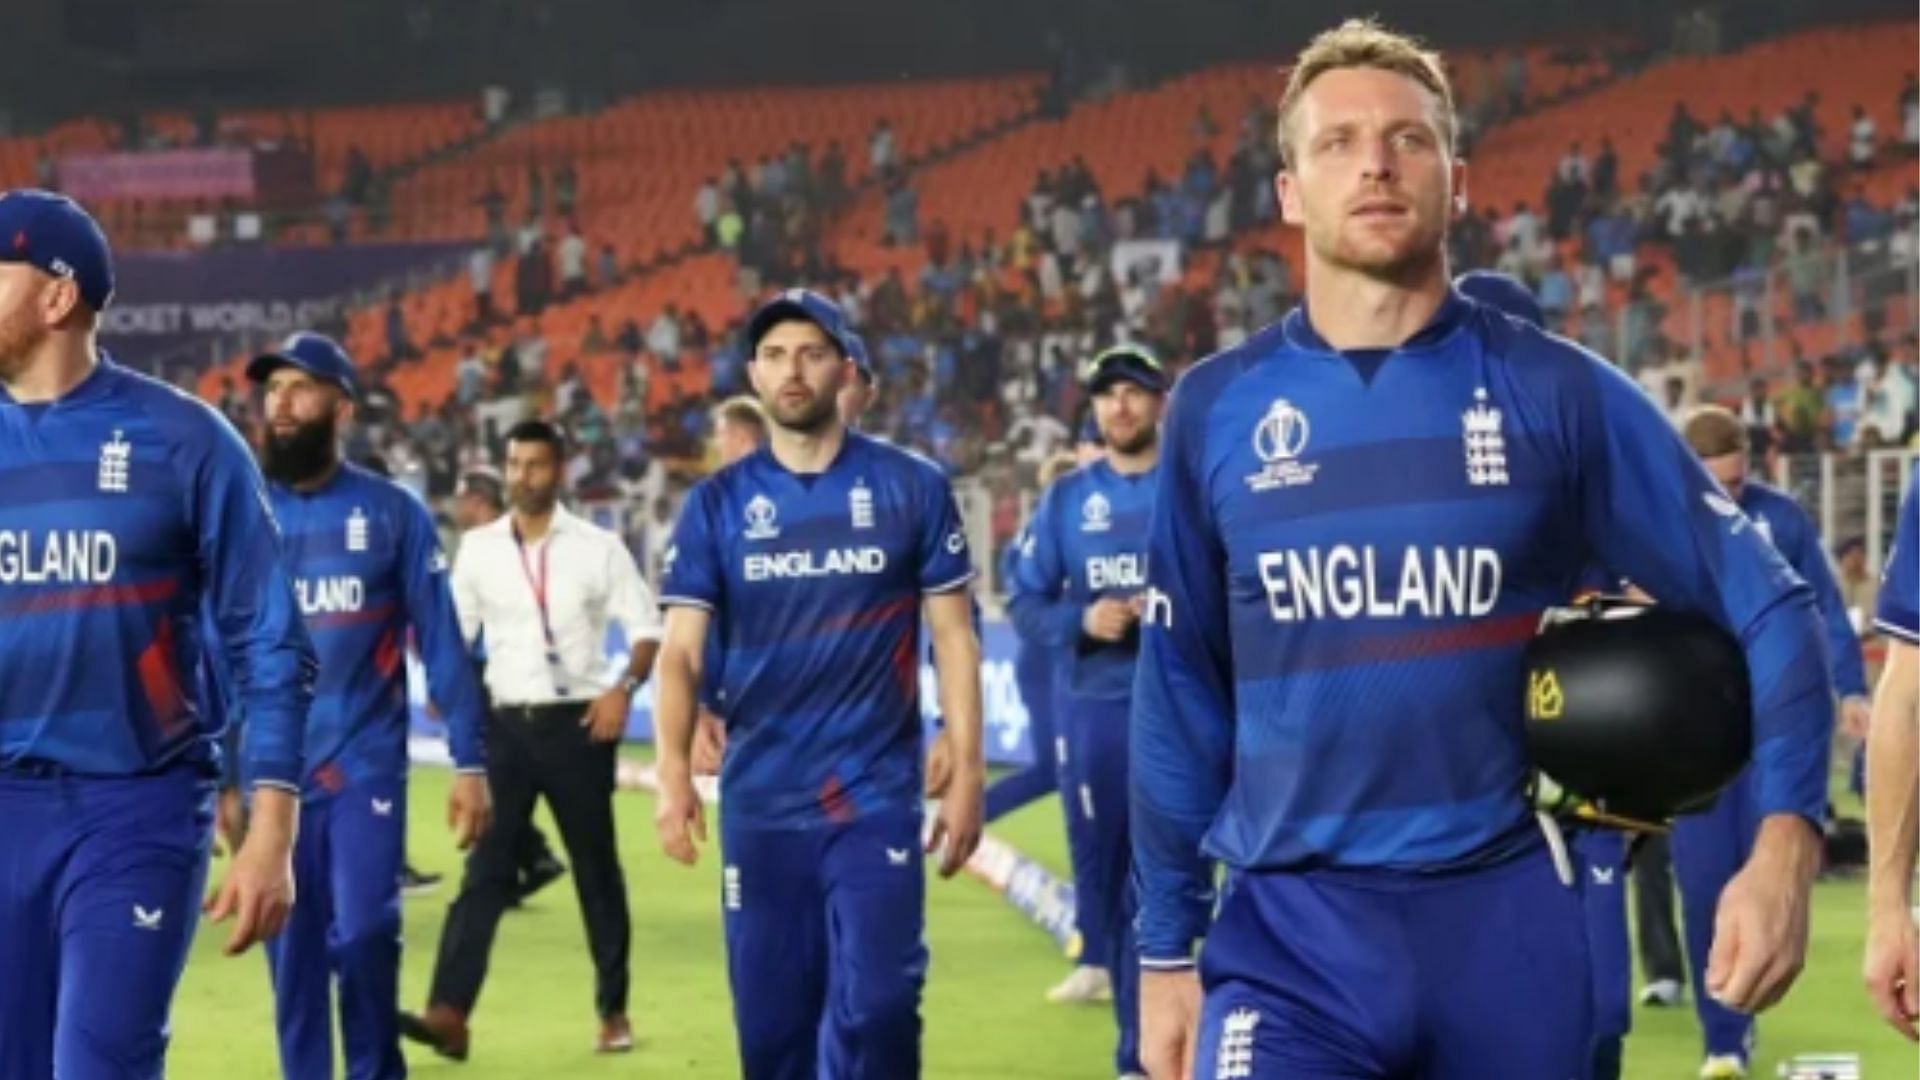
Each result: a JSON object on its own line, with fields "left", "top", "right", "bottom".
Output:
{"left": 0, "top": 189, "right": 314, "bottom": 1078}
{"left": 240, "top": 332, "right": 493, "bottom": 1080}
{"left": 1133, "top": 20, "right": 1830, "bottom": 1080}
{"left": 447, "top": 466, "right": 570, "bottom": 908}
{"left": 404, "top": 419, "right": 661, "bottom": 1060}
{"left": 1009, "top": 344, "right": 1166, "bottom": 1079}
{"left": 653, "top": 289, "right": 984, "bottom": 1079}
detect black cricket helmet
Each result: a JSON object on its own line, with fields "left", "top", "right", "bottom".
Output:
{"left": 1523, "top": 596, "right": 1752, "bottom": 829}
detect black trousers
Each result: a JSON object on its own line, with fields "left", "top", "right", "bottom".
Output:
{"left": 428, "top": 703, "right": 631, "bottom": 1019}
{"left": 1631, "top": 832, "right": 1685, "bottom": 985}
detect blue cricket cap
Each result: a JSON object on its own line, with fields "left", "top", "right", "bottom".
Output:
{"left": 746, "top": 288, "right": 857, "bottom": 360}
{"left": 1082, "top": 343, "right": 1169, "bottom": 395}
{"left": 1456, "top": 270, "right": 1545, "bottom": 329}
{"left": 247, "top": 332, "right": 359, "bottom": 399}
{"left": 0, "top": 189, "right": 115, "bottom": 312}
{"left": 846, "top": 331, "right": 875, "bottom": 384}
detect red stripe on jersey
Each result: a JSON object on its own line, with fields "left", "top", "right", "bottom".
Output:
{"left": 306, "top": 601, "right": 397, "bottom": 631}
{"left": 818, "top": 774, "right": 856, "bottom": 824}
{"left": 1349, "top": 611, "right": 1542, "bottom": 668}
{"left": 822, "top": 595, "right": 917, "bottom": 634}
{"left": 312, "top": 762, "right": 347, "bottom": 794}
{"left": 889, "top": 627, "right": 917, "bottom": 700}
{"left": 5, "top": 577, "right": 179, "bottom": 615}
{"left": 136, "top": 614, "right": 190, "bottom": 739}
{"left": 374, "top": 627, "right": 402, "bottom": 679}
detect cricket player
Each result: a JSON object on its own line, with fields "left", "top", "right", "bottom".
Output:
{"left": 1010, "top": 450, "right": 1116, "bottom": 1004}
{"left": 0, "top": 189, "right": 315, "bottom": 1079}
{"left": 242, "top": 332, "right": 493, "bottom": 1080}
{"left": 1668, "top": 406, "right": 1869, "bottom": 1078}
{"left": 1864, "top": 470, "right": 1919, "bottom": 1040}
{"left": 1011, "top": 345, "right": 1167, "bottom": 1078}
{"left": 1130, "top": 23, "right": 1834, "bottom": 1080}
{"left": 652, "top": 289, "right": 984, "bottom": 1079}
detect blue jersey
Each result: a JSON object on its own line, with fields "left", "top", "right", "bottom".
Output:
{"left": 0, "top": 357, "right": 314, "bottom": 789}
{"left": 1131, "top": 294, "right": 1835, "bottom": 964}
{"left": 1009, "top": 459, "right": 1156, "bottom": 700}
{"left": 267, "top": 463, "right": 484, "bottom": 796}
{"left": 1876, "top": 471, "right": 1920, "bottom": 643}
{"left": 661, "top": 432, "right": 974, "bottom": 829}
{"left": 1738, "top": 481, "right": 1868, "bottom": 697}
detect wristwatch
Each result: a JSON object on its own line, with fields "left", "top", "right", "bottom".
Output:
{"left": 620, "top": 673, "right": 645, "bottom": 696}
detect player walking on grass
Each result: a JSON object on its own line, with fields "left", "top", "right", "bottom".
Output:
{"left": 653, "top": 289, "right": 984, "bottom": 1080}
{"left": 0, "top": 189, "right": 315, "bottom": 1079}
{"left": 1011, "top": 344, "right": 1167, "bottom": 1079}
{"left": 1664, "top": 406, "right": 1869, "bottom": 1080}
{"left": 1130, "top": 23, "right": 1833, "bottom": 1079}
{"left": 240, "top": 332, "right": 492, "bottom": 1080}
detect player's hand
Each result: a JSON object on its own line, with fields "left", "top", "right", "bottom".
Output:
{"left": 447, "top": 773, "right": 493, "bottom": 851}
{"left": 1840, "top": 694, "right": 1872, "bottom": 739}
{"left": 582, "top": 687, "right": 632, "bottom": 744}
{"left": 692, "top": 710, "right": 728, "bottom": 776}
{"left": 1864, "top": 906, "right": 1920, "bottom": 1041}
{"left": 214, "top": 786, "right": 246, "bottom": 857}
{"left": 653, "top": 764, "right": 707, "bottom": 867}
{"left": 204, "top": 789, "right": 297, "bottom": 956}
{"left": 924, "top": 729, "right": 954, "bottom": 797}
{"left": 925, "top": 763, "right": 982, "bottom": 877}
{"left": 1705, "top": 815, "right": 1818, "bottom": 1013}
{"left": 1083, "top": 597, "right": 1137, "bottom": 643}
{"left": 1140, "top": 966, "right": 1203, "bottom": 1080}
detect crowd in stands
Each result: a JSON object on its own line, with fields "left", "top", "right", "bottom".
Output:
{"left": 189, "top": 27, "right": 1918, "bottom": 570}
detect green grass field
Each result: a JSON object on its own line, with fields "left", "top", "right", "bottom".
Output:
{"left": 170, "top": 767, "right": 1910, "bottom": 1078}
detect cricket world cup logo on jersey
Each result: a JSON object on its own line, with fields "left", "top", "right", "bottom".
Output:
{"left": 1081, "top": 491, "right": 1112, "bottom": 533}
{"left": 1245, "top": 399, "right": 1319, "bottom": 492}
{"left": 1462, "top": 389, "right": 1509, "bottom": 487}
{"left": 743, "top": 494, "right": 780, "bottom": 540}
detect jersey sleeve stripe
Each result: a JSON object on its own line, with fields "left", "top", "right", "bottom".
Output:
{"left": 922, "top": 569, "right": 978, "bottom": 595}
{"left": 1873, "top": 617, "right": 1920, "bottom": 645}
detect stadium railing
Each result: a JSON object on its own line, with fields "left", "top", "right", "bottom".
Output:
{"left": 1686, "top": 236, "right": 1919, "bottom": 397}
{"left": 1772, "top": 447, "right": 1917, "bottom": 570}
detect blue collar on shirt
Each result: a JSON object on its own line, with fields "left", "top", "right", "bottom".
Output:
{"left": 752, "top": 428, "right": 864, "bottom": 487}
{"left": 1281, "top": 288, "right": 1475, "bottom": 357}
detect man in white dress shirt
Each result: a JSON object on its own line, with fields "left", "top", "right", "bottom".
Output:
{"left": 401, "top": 419, "right": 662, "bottom": 1061}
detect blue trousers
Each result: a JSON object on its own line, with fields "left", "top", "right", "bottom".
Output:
{"left": 0, "top": 766, "right": 214, "bottom": 1080}
{"left": 1194, "top": 844, "right": 1592, "bottom": 1079}
{"left": 1054, "top": 676, "right": 1109, "bottom": 968}
{"left": 1061, "top": 694, "right": 1140, "bottom": 1074}
{"left": 1670, "top": 768, "right": 1760, "bottom": 1060}
{"left": 1575, "top": 830, "right": 1632, "bottom": 1080}
{"left": 264, "top": 777, "right": 408, "bottom": 1080}
{"left": 721, "top": 811, "right": 928, "bottom": 1080}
